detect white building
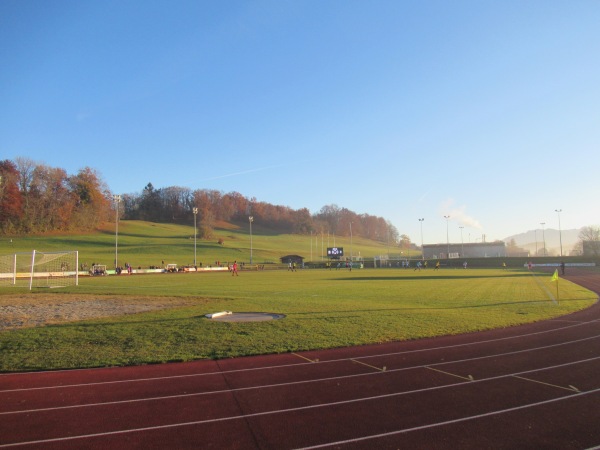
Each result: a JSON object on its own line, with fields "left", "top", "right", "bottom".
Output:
{"left": 423, "top": 242, "right": 507, "bottom": 259}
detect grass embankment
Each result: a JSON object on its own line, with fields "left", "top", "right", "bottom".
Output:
{"left": 1, "top": 219, "right": 394, "bottom": 268}
{"left": 0, "top": 268, "right": 596, "bottom": 372}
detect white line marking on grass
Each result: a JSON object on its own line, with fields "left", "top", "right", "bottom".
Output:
{"left": 530, "top": 271, "right": 558, "bottom": 304}
{"left": 1, "top": 358, "right": 599, "bottom": 448}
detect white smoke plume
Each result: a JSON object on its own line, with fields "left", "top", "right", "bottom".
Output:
{"left": 440, "top": 199, "right": 482, "bottom": 229}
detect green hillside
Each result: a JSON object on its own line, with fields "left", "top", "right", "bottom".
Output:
{"left": 1, "top": 220, "right": 397, "bottom": 268}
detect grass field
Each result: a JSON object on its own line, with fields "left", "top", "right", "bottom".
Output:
{"left": 0, "top": 267, "right": 596, "bottom": 372}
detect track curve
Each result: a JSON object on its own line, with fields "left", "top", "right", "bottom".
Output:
{"left": 1, "top": 269, "right": 599, "bottom": 449}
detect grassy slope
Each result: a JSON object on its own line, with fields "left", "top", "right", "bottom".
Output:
{"left": 1, "top": 220, "right": 394, "bottom": 267}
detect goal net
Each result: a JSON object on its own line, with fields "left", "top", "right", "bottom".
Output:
{"left": 0, "top": 250, "right": 79, "bottom": 289}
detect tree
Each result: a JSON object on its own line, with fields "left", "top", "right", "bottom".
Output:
{"left": 68, "top": 167, "right": 111, "bottom": 229}
{"left": 161, "top": 186, "right": 192, "bottom": 220}
{"left": 399, "top": 234, "right": 411, "bottom": 252}
{"left": 138, "top": 183, "right": 161, "bottom": 221}
{"left": 0, "top": 160, "right": 24, "bottom": 232}
{"left": 27, "top": 165, "right": 74, "bottom": 232}
{"left": 579, "top": 226, "right": 600, "bottom": 257}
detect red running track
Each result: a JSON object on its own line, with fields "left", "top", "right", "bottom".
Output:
{"left": 1, "top": 269, "right": 600, "bottom": 449}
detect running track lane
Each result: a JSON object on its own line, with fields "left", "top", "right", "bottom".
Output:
{"left": 1, "top": 269, "right": 599, "bottom": 449}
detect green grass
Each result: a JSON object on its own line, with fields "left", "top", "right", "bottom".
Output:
{"left": 0, "top": 267, "right": 596, "bottom": 372}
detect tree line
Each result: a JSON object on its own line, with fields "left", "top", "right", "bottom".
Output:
{"left": 0, "top": 158, "right": 112, "bottom": 233}
{"left": 0, "top": 158, "right": 400, "bottom": 243}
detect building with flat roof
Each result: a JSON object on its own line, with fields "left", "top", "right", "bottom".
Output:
{"left": 423, "top": 242, "right": 506, "bottom": 259}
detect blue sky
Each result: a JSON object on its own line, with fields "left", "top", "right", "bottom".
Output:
{"left": 1, "top": 0, "right": 599, "bottom": 245}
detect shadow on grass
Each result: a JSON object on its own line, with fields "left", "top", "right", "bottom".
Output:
{"left": 288, "top": 298, "right": 589, "bottom": 317}
{"left": 332, "top": 272, "right": 533, "bottom": 282}
{"left": 33, "top": 298, "right": 595, "bottom": 331}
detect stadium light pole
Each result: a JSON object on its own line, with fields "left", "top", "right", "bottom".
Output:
{"left": 444, "top": 215, "right": 450, "bottom": 258}
{"left": 350, "top": 222, "right": 353, "bottom": 262}
{"left": 459, "top": 226, "right": 464, "bottom": 257}
{"left": 192, "top": 207, "right": 198, "bottom": 266}
{"left": 249, "top": 216, "right": 254, "bottom": 265}
{"left": 418, "top": 218, "right": 424, "bottom": 260}
{"left": 555, "top": 209, "right": 563, "bottom": 257}
{"left": 540, "top": 222, "right": 547, "bottom": 256}
{"left": 113, "top": 194, "right": 121, "bottom": 269}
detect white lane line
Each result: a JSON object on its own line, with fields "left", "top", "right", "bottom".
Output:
{"left": 425, "top": 366, "right": 473, "bottom": 381}
{"left": 3, "top": 330, "right": 599, "bottom": 398}
{"left": 2, "top": 343, "right": 599, "bottom": 417}
{"left": 2, "top": 317, "right": 599, "bottom": 393}
{"left": 351, "top": 359, "right": 386, "bottom": 372}
{"left": 1, "top": 358, "right": 599, "bottom": 449}
{"left": 513, "top": 375, "right": 580, "bottom": 393}
{"left": 294, "top": 387, "right": 600, "bottom": 450}
{"left": 292, "top": 353, "right": 319, "bottom": 363}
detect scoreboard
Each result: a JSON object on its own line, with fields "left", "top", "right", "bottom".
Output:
{"left": 327, "top": 247, "right": 344, "bottom": 258}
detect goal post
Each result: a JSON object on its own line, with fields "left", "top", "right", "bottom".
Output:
{"left": 0, "top": 250, "right": 79, "bottom": 289}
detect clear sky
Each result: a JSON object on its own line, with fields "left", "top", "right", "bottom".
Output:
{"left": 1, "top": 0, "right": 599, "bottom": 245}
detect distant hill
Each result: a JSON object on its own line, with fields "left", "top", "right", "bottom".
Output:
{"left": 503, "top": 228, "right": 580, "bottom": 256}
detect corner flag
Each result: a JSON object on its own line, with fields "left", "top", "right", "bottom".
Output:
{"left": 551, "top": 269, "right": 560, "bottom": 304}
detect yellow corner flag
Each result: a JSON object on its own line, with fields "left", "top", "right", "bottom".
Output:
{"left": 551, "top": 269, "right": 560, "bottom": 304}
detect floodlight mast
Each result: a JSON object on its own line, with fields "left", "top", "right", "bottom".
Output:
{"left": 555, "top": 209, "right": 563, "bottom": 257}
{"left": 249, "top": 216, "right": 254, "bottom": 265}
{"left": 349, "top": 222, "right": 353, "bottom": 261}
{"left": 193, "top": 207, "right": 198, "bottom": 266}
{"left": 444, "top": 215, "right": 450, "bottom": 258}
{"left": 113, "top": 194, "right": 121, "bottom": 269}
{"left": 540, "top": 222, "right": 546, "bottom": 256}
{"left": 418, "top": 218, "right": 424, "bottom": 259}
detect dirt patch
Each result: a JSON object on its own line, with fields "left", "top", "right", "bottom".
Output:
{"left": 0, "top": 293, "right": 201, "bottom": 331}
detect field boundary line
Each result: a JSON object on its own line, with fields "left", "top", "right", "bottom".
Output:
{"left": 530, "top": 271, "right": 558, "bottom": 304}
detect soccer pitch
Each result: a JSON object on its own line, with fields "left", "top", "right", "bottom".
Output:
{"left": 0, "top": 268, "right": 596, "bottom": 372}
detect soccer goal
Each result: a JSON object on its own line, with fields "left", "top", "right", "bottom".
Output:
{"left": 0, "top": 250, "right": 79, "bottom": 289}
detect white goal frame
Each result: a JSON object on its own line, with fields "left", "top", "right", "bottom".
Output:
{"left": 0, "top": 250, "right": 79, "bottom": 290}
